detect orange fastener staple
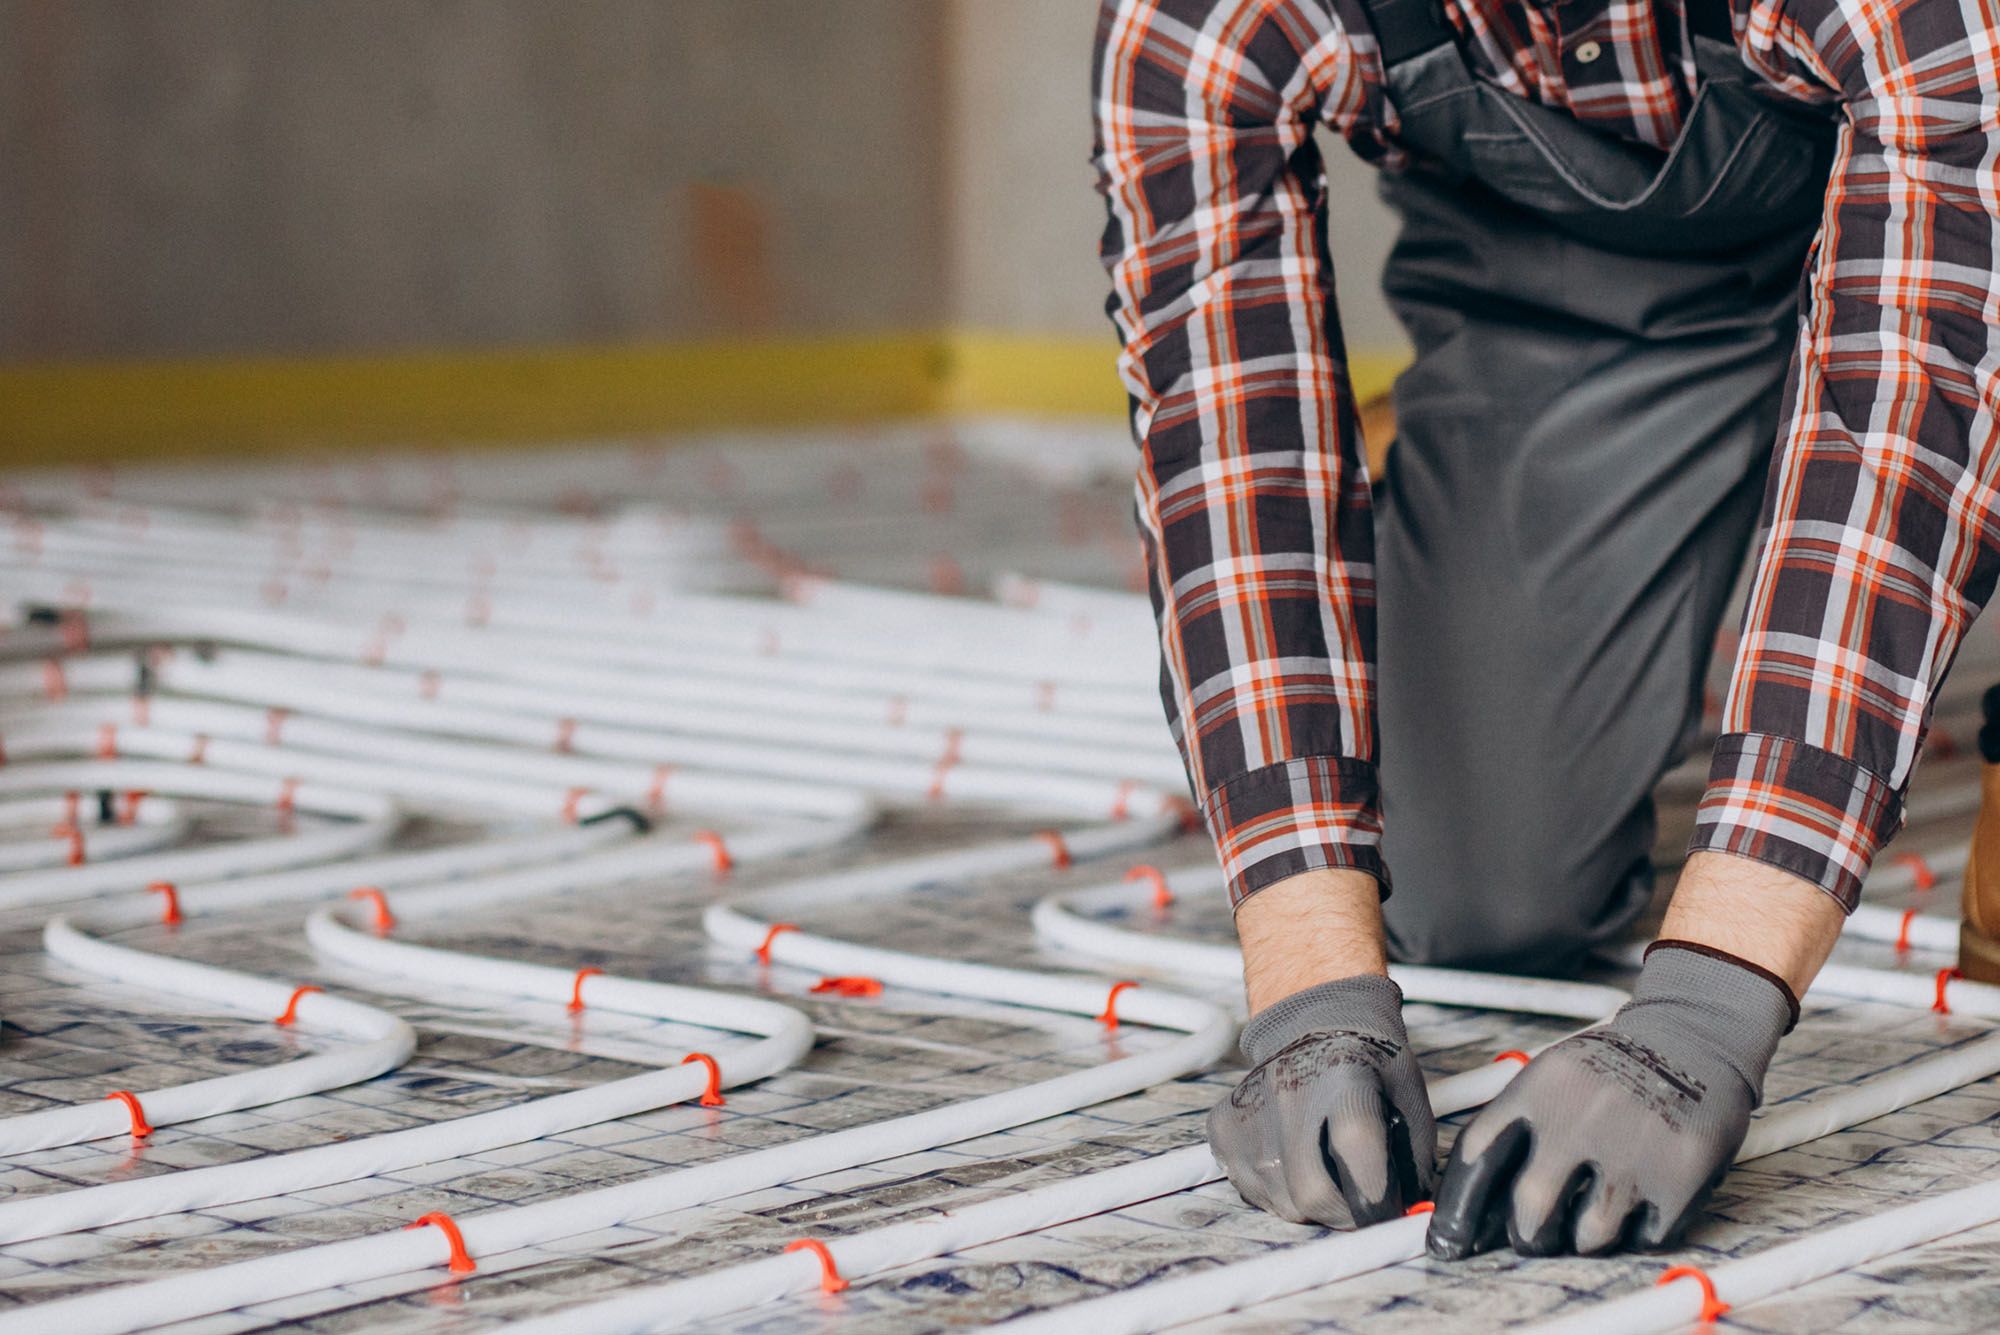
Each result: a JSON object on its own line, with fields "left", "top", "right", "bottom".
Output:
{"left": 1109, "top": 778, "right": 1140, "bottom": 822}
{"left": 1893, "top": 852, "right": 1939, "bottom": 892}
{"left": 65, "top": 828, "right": 85, "bottom": 866}
{"left": 784, "top": 1238, "right": 849, "bottom": 1294}
{"left": 1405, "top": 1201, "right": 1435, "bottom": 1216}
{"left": 692, "top": 829, "right": 732, "bottom": 873}
{"left": 275, "top": 776, "right": 300, "bottom": 832}
{"left": 406, "top": 1212, "right": 477, "bottom": 1274}
{"left": 349, "top": 886, "right": 396, "bottom": 934}
{"left": 567, "top": 967, "right": 605, "bottom": 1014}
{"left": 1656, "top": 1265, "right": 1730, "bottom": 1324}
{"left": 1494, "top": 1050, "right": 1531, "bottom": 1066}
{"left": 1036, "top": 830, "right": 1073, "bottom": 870}
{"left": 646, "top": 763, "right": 674, "bottom": 813}
{"left": 1126, "top": 864, "right": 1173, "bottom": 911}
{"left": 925, "top": 729, "right": 966, "bottom": 803}
{"left": 264, "top": 707, "right": 289, "bottom": 745}
{"left": 810, "top": 976, "right": 885, "bottom": 998}
{"left": 96, "top": 723, "right": 118, "bottom": 760}
{"left": 560, "top": 786, "right": 590, "bottom": 823}
{"left": 148, "top": 881, "right": 183, "bottom": 926}
{"left": 1160, "top": 794, "right": 1202, "bottom": 832}
{"left": 42, "top": 659, "right": 68, "bottom": 702}
{"left": 754, "top": 922, "right": 799, "bottom": 966}
{"left": 274, "top": 986, "right": 323, "bottom": 1027}
{"left": 1896, "top": 908, "right": 1918, "bottom": 955}
{"left": 118, "top": 789, "right": 147, "bottom": 825}
{"left": 1935, "top": 967, "right": 1965, "bottom": 1015}
{"left": 681, "top": 1053, "right": 726, "bottom": 1107}
{"left": 1098, "top": 980, "right": 1139, "bottom": 1030}
{"left": 105, "top": 1090, "right": 153, "bottom": 1139}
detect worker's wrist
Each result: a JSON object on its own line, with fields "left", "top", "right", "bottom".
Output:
{"left": 1658, "top": 849, "right": 1844, "bottom": 999}
{"left": 1239, "top": 973, "right": 1406, "bottom": 1065}
{"left": 1237, "top": 867, "right": 1389, "bottom": 1012}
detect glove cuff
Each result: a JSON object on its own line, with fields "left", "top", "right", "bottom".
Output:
{"left": 1643, "top": 938, "right": 1801, "bottom": 1032}
{"left": 1627, "top": 940, "right": 1793, "bottom": 1103}
{"left": 1239, "top": 973, "right": 1405, "bottom": 1066}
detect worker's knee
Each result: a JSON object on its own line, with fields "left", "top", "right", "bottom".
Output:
{"left": 1381, "top": 832, "right": 1654, "bottom": 976}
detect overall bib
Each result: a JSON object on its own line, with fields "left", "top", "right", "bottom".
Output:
{"left": 1362, "top": 0, "right": 1838, "bottom": 971}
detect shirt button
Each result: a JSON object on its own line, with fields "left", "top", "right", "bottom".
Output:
{"left": 1575, "top": 39, "right": 1603, "bottom": 63}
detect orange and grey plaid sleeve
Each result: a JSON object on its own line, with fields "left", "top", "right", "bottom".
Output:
{"left": 1092, "top": 0, "right": 1386, "bottom": 908}
{"left": 1695, "top": 0, "right": 2000, "bottom": 909}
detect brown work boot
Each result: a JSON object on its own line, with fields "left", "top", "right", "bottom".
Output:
{"left": 1963, "top": 688, "right": 2000, "bottom": 984}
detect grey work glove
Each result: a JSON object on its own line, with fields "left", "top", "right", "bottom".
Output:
{"left": 1428, "top": 942, "right": 1796, "bottom": 1259}
{"left": 1208, "top": 974, "right": 1438, "bottom": 1227}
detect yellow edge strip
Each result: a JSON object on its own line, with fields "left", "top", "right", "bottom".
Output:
{"left": 0, "top": 332, "right": 1409, "bottom": 467}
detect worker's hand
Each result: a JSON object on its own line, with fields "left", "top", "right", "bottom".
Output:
{"left": 1427, "top": 943, "right": 1795, "bottom": 1258}
{"left": 1208, "top": 974, "right": 1436, "bottom": 1227}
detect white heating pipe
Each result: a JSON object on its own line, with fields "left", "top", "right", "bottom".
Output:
{"left": 16, "top": 692, "right": 876, "bottom": 824}
{"left": 0, "top": 758, "right": 398, "bottom": 906}
{"left": 0, "top": 824, "right": 1227, "bottom": 1334}
{"left": 1033, "top": 864, "right": 1631, "bottom": 1021}
{"left": 495, "top": 943, "right": 1631, "bottom": 1334}
{"left": 0, "top": 804, "right": 188, "bottom": 871}
{"left": 0, "top": 821, "right": 854, "bottom": 1244}
{"left": 1521, "top": 1175, "right": 2000, "bottom": 1334}
{"left": 995, "top": 970, "right": 2000, "bottom": 1334}
{"left": 0, "top": 917, "right": 414, "bottom": 1155}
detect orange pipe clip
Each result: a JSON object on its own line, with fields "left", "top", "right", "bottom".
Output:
{"left": 1656, "top": 1265, "right": 1730, "bottom": 1324}
{"left": 274, "top": 985, "right": 323, "bottom": 1027}
{"left": 1494, "top": 1050, "right": 1531, "bottom": 1066}
{"left": 784, "top": 1238, "right": 849, "bottom": 1293}
{"left": 1935, "top": 966, "right": 1965, "bottom": 1015}
{"left": 104, "top": 1090, "right": 153, "bottom": 1138}
{"left": 1036, "top": 830, "right": 1072, "bottom": 870}
{"left": 148, "top": 881, "right": 183, "bottom": 926}
{"left": 810, "top": 976, "right": 884, "bottom": 997}
{"left": 681, "top": 1053, "right": 726, "bottom": 1107}
{"left": 1892, "top": 851, "right": 1938, "bottom": 892}
{"left": 1097, "top": 980, "right": 1139, "bottom": 1030}
{"left": 1125, "top": 864, "right": 1172, "bottom": 911}
{"left": 406, "top": 1212, "right": 477, "bottom": 1274}
{"left": 754, "top": 923, "right": 799, "bottom": 966}
{"left": 692, "top": 829, "right": 732, "bottom": 873}
{"left": 567, "top": 966, "right": 605, "bottom": 1014}
{"left": 349, "top": 886, "right": 396, "bottom": 934}
{"left": 1109, "top": 778, "right": 1139, "bottom": 822}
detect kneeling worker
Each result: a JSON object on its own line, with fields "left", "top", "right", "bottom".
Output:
{"left": 1091, "top": 0, "right": 2000, "bottom": 1257}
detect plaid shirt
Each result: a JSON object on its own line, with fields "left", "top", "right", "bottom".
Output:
{"left": 1093, "top": 0, "right": 2000, "bottom": 911}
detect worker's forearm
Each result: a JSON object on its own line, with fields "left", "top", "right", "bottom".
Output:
{"left": 1236, "top": 868, "right": 1388, "bottom": 1012}
{"left": 1657, "top": 849, "right": 1843, "bottom": 998}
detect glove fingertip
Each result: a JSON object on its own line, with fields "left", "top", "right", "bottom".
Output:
{"left": 1426, "top": 1118, "right": 1531, "bottom": 1261}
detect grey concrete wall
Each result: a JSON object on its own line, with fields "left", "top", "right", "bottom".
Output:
{"left": 1, "top": 0, "right": 949, "bottom": 359}
{"left": 0, "top": 0, "right": 1404, "bottom": 364}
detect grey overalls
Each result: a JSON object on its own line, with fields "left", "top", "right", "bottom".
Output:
{"left": 1361, "top": 0, "right": 1839, "bottom": 972}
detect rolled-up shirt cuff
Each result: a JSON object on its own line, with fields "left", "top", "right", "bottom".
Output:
{"left": 1687, "top": 731, "right": 1903, "bottom": 912}
{"left": 1203, "top": 756, "right": 1389, "bottom": 909}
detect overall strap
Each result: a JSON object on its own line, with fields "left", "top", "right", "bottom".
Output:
{"left": 1360, "top": 0, "right": 1455, "bottom": 66}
